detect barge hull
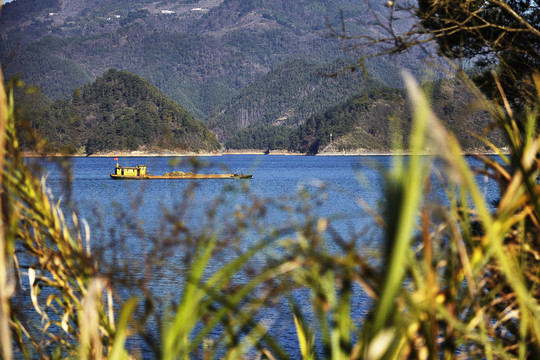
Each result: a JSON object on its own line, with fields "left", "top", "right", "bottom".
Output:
{"left": 110, "top": 174, "right": 252, "bottom": 180}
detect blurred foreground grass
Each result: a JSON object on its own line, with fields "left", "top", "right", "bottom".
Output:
{"left": 2, "top": 66, "right": 540, "bottom": 359}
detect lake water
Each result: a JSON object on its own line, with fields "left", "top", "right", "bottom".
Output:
{"left": 22, "top": 154, "right": 500, "bottom": 358}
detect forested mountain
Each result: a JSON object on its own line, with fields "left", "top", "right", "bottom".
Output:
{"left": 0, "top": 0, "right": 424, "bottom": 121}
{"left": 16, "top": 68, "right": 501, "bottom": 155}
{"left": 292, "top": 79, "right": 505, "bottom": 154}
{"left": 207, "top": 58, "right": 394, "bottom": 142}
{"left": 2, "top": 0, "right": 495, "bottom": 155}
{"left": 226, "top": 79, "right": 504, "bottom": 154}
{"left": 20, "top": 69, "right": 220, "bottom": 154}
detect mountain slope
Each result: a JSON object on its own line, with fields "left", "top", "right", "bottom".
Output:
{"left": 212, "top": 77, "right": 506, "bottom": 154}
{"left": 289, "top": 80, "right": 505, "bottom": 154}
{"left": 24, "top": 69, "right": 220, "bottom": 154}
{"left": 0, "top": 0, "right": 421, "bottom": 119}
{"left": 207, "top": 58, "right": 407, "bottom": 143}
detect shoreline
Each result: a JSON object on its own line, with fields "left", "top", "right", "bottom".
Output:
{"left": 22, "top": 148, "right": 508, "bottom": 158}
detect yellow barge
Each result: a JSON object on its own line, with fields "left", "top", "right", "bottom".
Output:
{"left": 110, "top": 164, "right": 252, "bottom": 180}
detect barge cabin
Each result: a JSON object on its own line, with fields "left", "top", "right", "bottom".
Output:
{"left": 113, "top": 164, "right": 147, "bottom": 177}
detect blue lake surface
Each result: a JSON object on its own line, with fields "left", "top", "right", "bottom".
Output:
{"left": 42, "top": 155, "right": 391, "bottom": 255}
{"left": 23, "top": 154, "right": 501, "bottom": 357}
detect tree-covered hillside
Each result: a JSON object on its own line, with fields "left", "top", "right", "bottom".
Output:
{"left": 208, "top": 58, "right": 404, "bottom": 143}
{"left": 224, "top": 79, "right": 504, "bottom": 154}
{"left": 21, "top": 69, "right": 220, "bottom": 154}
{"left": 0, "top": 0, "right": 424, "bottom": 120}
{"left": 288, "top": 79, "right": 505, "bottom": 154}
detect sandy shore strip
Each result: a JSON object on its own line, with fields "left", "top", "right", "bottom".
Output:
{"left": 21, "top": 147, "right": 509, "bottom": 158}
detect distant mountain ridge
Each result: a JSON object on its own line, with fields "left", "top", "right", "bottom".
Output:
{"left": 2, "top": 0, "right": 492, "bottom": 156}
{"left": 0, "top": 0, "right": 420, "bottom": 120}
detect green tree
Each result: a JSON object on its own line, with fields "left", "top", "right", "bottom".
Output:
{"left": 330, "top": 0, "right": 539, "bottom": 105}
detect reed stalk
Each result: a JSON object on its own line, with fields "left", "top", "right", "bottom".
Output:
{"left": 0, "top": 58, "right": 13, "bottom": 360}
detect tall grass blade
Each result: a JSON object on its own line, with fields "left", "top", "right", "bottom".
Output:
{"left": 109, "top": 298, "right": 138, "bottom": 360}
{"left": 292, "top": 304, "right": 316, "bottom": 360}
{"left": 79, "top": 278, "right": 104, "bottom": 360}
{"left": 162, "top": 233, "right": 218, "bottom": 359}
{"left": 0, "top": 64, "right": 13, "bottom": 360}
{"left": 368, "top": 72, "right": 431, "bottom": 348}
